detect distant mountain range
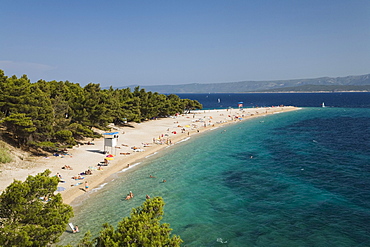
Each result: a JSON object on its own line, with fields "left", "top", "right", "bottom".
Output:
{"left": 121, "top": 73, "right": 370, "bottom": 94}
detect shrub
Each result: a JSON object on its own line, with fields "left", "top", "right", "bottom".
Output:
{"left": 0, "top": 142, "right": 12, "bottom": 163}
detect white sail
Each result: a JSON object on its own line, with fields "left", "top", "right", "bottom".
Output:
{"left": 322, "top": 102, "right": 325, "bottom": 108}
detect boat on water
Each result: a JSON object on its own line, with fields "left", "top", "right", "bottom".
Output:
{"left": 322, "top": 102, "right": 325, "bottom": 108}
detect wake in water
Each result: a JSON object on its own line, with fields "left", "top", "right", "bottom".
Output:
{"left": 216, "top": 238, "right": 228, "bottom": 244}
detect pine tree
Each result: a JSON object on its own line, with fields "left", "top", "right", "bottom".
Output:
{"left": 0, "top": 170, "right": 74, "bottom": 246}
{"left": 79, "top": 197, "right": 183, "bottom": 246}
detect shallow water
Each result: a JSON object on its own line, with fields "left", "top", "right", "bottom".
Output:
{"left": 60, "top": 107, "right": 370, "bottom": 246}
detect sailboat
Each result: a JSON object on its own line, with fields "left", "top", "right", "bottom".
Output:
{"left": 322, "top": 102, "right": 325, "bottom": 108}
{"left": 218, "top": 98, "right": 221, "bottom": 103}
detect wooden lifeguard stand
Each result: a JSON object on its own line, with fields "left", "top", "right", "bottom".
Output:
{"left": 103, "top": 132, "right": 119, "bottom": 155}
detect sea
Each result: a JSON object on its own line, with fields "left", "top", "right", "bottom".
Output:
{"left": 60, "top": 93, "right": 370, "bottom": 247}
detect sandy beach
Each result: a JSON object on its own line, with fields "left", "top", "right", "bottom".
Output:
{"left": 0, "top": 106, "right": 298, "bottom": 205}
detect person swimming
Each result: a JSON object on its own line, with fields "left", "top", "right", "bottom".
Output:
{"left": 125, "top": 191, "right": 134, "bottom": 200}
{"left": 73, "top": 225, "right": 79, "bottom": 233}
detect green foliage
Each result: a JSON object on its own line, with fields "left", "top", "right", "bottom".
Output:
{"left": 76, "top": 231, "right": 94, "bottom": 247}
{"left": 77, "top": 197, "right": 182, "bottom": 247}
{"left": 55, "top": 130, "right": 75, "bottom": 145}
{"left": 29, "top": 141, "right": 57, "bottom": 152}
{"left": 0, "top": 141, "right": 13, "bottom": 163}
{"left": 67, "top": 123, "right": 96, "bottom": 139}
{"left": 0, "top": 170, "right": 74, "bottom": 246}
{"left": 1, "top": 113, "right": 36, "bottom": 145}
{"left": 182, "top": 98, "right": 203, "bottom": 113}
{"left": 0, "top": 70, "right": 202, "bottom": 150}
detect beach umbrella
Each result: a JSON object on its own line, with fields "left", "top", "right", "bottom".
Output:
{"left": 105, "top": 157, "right": 114, "bottom": 160}
{"left": 185, "top": 125, "right": 190, "bottom": 128}
{"left": 56, "top": 187, "right": 66, "bottom": 192}
{"left": 106, "top": 154, "right": 114, "bottom": 157}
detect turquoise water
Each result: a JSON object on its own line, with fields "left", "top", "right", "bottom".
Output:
{"left": 60, "top": 107, "right": 370, "bottom": 246}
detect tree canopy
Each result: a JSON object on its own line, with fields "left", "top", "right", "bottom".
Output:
{"left": 0, "top": 170, "right": 74, "bottom": 246}
{"left": 67, "top": 197, "right": 182, "bottom": 247}
{"left": 0, "top": 70, "right": 202, "bottom": 150}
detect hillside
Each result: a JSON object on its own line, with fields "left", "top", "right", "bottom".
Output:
{"left": 259, "top": 84, "right": 370, "bottom": 93}
{"left": 123, "top": 74, "right": 370, "bottom": 93}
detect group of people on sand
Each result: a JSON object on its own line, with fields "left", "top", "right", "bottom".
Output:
{"left": 72, "top": 175, "right": 84, "bottom": 180}
{"left": 61, "top": 155, "right": 106, "bottom": 193}
{"left": 81, "top": 169, "right": 92, "bottom": 175}
{"left": 153, "top": 137, "right": 172, "bottom": 145}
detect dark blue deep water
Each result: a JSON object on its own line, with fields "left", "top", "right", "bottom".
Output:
{"left": 178, "top": 92, "right": 370, "bottom": 109}
{"left": 61, "top": 93, "right": 370, "bottom": 246}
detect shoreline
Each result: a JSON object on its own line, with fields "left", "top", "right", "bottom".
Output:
{"left": 0, "top": 106, "right": 299, "bottom": 206}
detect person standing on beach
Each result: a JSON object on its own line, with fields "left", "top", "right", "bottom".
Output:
{"left": 84, "top": 181, "right": 89, "bottom": 191}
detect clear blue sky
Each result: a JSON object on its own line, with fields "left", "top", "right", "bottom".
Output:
{"left": 1, "top": 0, "right": 369, "bottom": 87}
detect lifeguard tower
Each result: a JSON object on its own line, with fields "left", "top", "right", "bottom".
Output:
{"left": 103, "top": 132, "right": 119, "bottom": 154}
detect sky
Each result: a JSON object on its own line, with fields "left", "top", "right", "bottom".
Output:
{"left": 1, "top": 0, "right": 370, "bottom": 87}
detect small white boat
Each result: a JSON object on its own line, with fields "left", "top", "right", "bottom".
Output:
{"left": 68, "top": 223, "right": 75, "bottom": 232}
{"left": 322, "top": 102, "right": 325, "bottom": 108}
